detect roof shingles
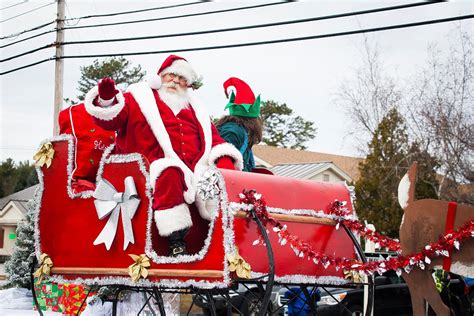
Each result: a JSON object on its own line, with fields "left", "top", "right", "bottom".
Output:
{"left": 253, "top": 145, "right": 363, "bottom": 181}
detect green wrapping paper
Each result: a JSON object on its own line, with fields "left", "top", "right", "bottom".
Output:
{"left": 32, "top": 278, "right": 64, "bottom": 312}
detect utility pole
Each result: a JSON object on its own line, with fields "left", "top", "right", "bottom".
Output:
{"left": 53, "top": 0, "right": 65, "bottom": 135}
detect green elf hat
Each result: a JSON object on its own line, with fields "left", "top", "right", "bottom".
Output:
{"left": 223, "top": 77, "right": 261, "bottom": 118}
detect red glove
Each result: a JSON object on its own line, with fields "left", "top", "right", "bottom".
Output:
{"left": 216, "top": 156, "right": 235, "bottom": 170}
{"left": 71, "top": 178, "right": 96, "bottom": 194}
{"left": 98, "top": 77, "right": 119, "bottom": 100}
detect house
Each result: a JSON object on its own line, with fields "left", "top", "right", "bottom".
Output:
{"left": 0, "top": 185, "right": 38, "bottom": 258}
{"left": 253, "top": 144, "right": 363, "bottom": 183}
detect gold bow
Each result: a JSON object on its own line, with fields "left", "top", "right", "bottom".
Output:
{"left": 33, "top": 142, "right": 55, "bottom": 168}
{"left": 226, "top": 247, "right": 251, "bottom": 279}
{"left": 33, "top": 254, "right": 53, "bottom": 283}
{"left": 344, "top": 270, "right": 363, "bottom": 283}
{"left": 128, "top": 254, "right": 150, "bottom": 282}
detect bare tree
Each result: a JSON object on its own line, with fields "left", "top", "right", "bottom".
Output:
{"left": 406, "top": 27, "right": 473, "bottom": 199}
{"left": 337, "top": 37, "right": 402, "bottom": 152}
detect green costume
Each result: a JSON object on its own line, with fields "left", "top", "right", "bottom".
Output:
{"left": 217, "top": 122, "right": 255, "bottom": 172}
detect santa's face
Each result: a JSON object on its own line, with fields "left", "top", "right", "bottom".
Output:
{"left": 159, "top": 74, "right": 190, "bottom": 113}
{"left": 161, "top": 73, "right": 188, "bottom": 93}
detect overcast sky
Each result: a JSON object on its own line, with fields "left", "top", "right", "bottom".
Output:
{"left": 1, "top": 0, "right": 473, "bottom": 163}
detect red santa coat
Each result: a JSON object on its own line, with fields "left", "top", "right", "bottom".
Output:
{"left": 84, "top": 82, "right": 243, "bottom": 233}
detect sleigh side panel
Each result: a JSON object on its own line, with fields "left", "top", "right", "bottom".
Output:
{"left": 221, "top": 169, "right": 358, "bottom": 283}
{"left": 38, "top": 140, "right": 150, "bottom": 269}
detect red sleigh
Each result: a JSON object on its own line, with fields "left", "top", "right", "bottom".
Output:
{"left": 33, "top": 135, "right": 371, "bottom": 314}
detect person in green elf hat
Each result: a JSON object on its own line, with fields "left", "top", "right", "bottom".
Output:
{"left": 215, "top": 77, "right": 263, "bottom": 172}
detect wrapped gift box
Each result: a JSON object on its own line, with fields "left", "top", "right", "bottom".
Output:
{"left": 59, "top": 283, "right": 96, "bottom": 315}
{"left": 33, "top": 278, "right": 64, "bottom": 312}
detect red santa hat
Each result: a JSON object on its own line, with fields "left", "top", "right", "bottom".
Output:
{"left": 147, "top": 54, "right": 198, "bottom": 90}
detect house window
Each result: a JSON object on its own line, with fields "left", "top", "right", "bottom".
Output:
{"left": 0, "top": 228, "right": 4, "bottom": 249}
{"left": 323, "top": 174, "right": 330, "bottom": 182}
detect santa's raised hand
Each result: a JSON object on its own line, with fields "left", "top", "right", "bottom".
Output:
{"left": 98, "top": 77, "right": 119, "bottom": 101}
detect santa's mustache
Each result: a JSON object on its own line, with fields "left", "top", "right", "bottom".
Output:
{"left": 162, "top": 82, "right": 179, "bottom": 89}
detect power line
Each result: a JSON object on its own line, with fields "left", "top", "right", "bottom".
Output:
{"left": 59, "top": 2, "right": 438, "bottom": 47}
{"left": 58, "top": 14, "right": 474, "bottom": 59}
{"left": 0, "top": 2, "right": 55, "bottom": 23}
{"left": 2, "top": 13, "right": 472, "bottom": 76}
{"left": 60, "top": 2, "right": 289, "bottom": 31}
{"left": 0, "top": 2, "right": 204, "bottom": 41}
{"left": 63, "top": 1, "right": 204, "bottom": 21}
{"left": 0, "top": 1, "right": 438, "bottom": 62}
{"left": 0, "top": 57, "right": 55, "bottom": 75}
{"left": 0, "top": 0, "right": 28, "bottom": 11}
{"left": 1, "top": 2, "right": 205, "bottom": 41}
{"left": 0, "top": 20, "right": 56, "bottom": 40}
{"left": 0, "top": 2, "right": 287, "bottom": 49}
{"left": 1, "top": 28, "right": 55, "bottom": 49}
{"left": 0, "top": 42, "right": 55, "bottom": 63}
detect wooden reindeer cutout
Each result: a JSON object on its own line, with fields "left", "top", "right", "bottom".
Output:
{"left": 398, "top": 162, "right": 474, "bottom": 316}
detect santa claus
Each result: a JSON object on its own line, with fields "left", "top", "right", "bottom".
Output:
{"left": 84, "top": 55, "right": 243, "bottom": 256}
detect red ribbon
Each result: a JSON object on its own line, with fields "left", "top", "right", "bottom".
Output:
{"left": 442, "top": 201, "right": 458, "bottom": 271}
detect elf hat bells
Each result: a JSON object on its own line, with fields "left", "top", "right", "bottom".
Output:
{"left": 148, "top": 54, "right": 203, "bottom": 90}
{"left": 223, "top": 77, "right": 261, "bottom": 118}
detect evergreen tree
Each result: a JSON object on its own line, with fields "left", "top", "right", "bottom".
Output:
{"left": 0, "top": 159, "right": 38, "bottom": 198}
{"left": 0, "top": 159, "right": 16, "bottom": 198}
{"left": 67, "top": 57, "right": 145, "bottom": 104}
{"left": 5, "top": 199, "right": 37, "bottom": 288}
{"left": 354, "top": 109, "right": 438, "bottom": 237}
{"left": 260, "top": 100, "right": 317, "bottom": 150}
{"left": 14, "top": 161, "right": 38, "bottom": 193}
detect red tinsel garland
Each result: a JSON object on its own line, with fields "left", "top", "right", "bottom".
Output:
{"left": 239, "top": 189, "right": 474, "bottom": 275}
{"left": 327, "top": 201, "right": 401, "bottom": 252}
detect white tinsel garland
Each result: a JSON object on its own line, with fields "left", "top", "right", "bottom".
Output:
{"left": 228, "top": 202, "right": 355, "bottom": 222}
{"left": 250, "top": 272, "right": 349, "bottom": 286}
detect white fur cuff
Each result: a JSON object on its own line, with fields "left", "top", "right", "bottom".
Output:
{"left": 154, "top": 203, "right": 193, "bottom": 237}
{"left": 150, "top": 158, "right": 195, "bottom": 204}
{"left": 84, "top": 86, "right": 125, "bottom": 121}
{"left": 194, "top": 196, "right": 218, "bottom": 222}
{"left": 98, "top": 97, "right": 115, "bottom": 106}
{"left": 208, "top": 143, "right": 244, "bottom": 171}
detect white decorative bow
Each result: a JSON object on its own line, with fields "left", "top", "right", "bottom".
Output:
{"left": 93, "top": 176, "right": 140, "bottom": 250}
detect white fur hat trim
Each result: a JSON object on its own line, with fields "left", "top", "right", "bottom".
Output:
{"left": 160, "top": 59, "right": 197, "bottom": 84}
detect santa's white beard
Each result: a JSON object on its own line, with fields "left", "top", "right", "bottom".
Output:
{"left": 159, "top": 83, "right": 190, "bottom": 115}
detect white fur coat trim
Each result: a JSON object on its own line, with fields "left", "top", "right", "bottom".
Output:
{"left": 84, "top": 86, "right": 125, "bottom": 121}
{"left": 187, "top": 93, "right": 212, "bottom": 173}
{"left": 208, "top": 143, "right": 244, "bottom": 171}
{"left": 149, "top": 158, "right": 195, "bottom": 204}
{"left": 154, "top": 203, "right": 192, "bottom": 237}
{"left": 126, "top": 83, "right": 212, "bottom": 166}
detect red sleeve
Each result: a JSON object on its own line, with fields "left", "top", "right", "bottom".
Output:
{"left": 211, "top": 122, "right": 226, "bottom": 147}
{"left": 58, "top": 107, "right": 72, "bottom": 134}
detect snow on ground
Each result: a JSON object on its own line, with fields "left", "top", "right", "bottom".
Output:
{"left": 0, "top": 288, "right": 180, "bottom": 315}
{"left": 0, "top": 287, "right": 61, "bottom": 315}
